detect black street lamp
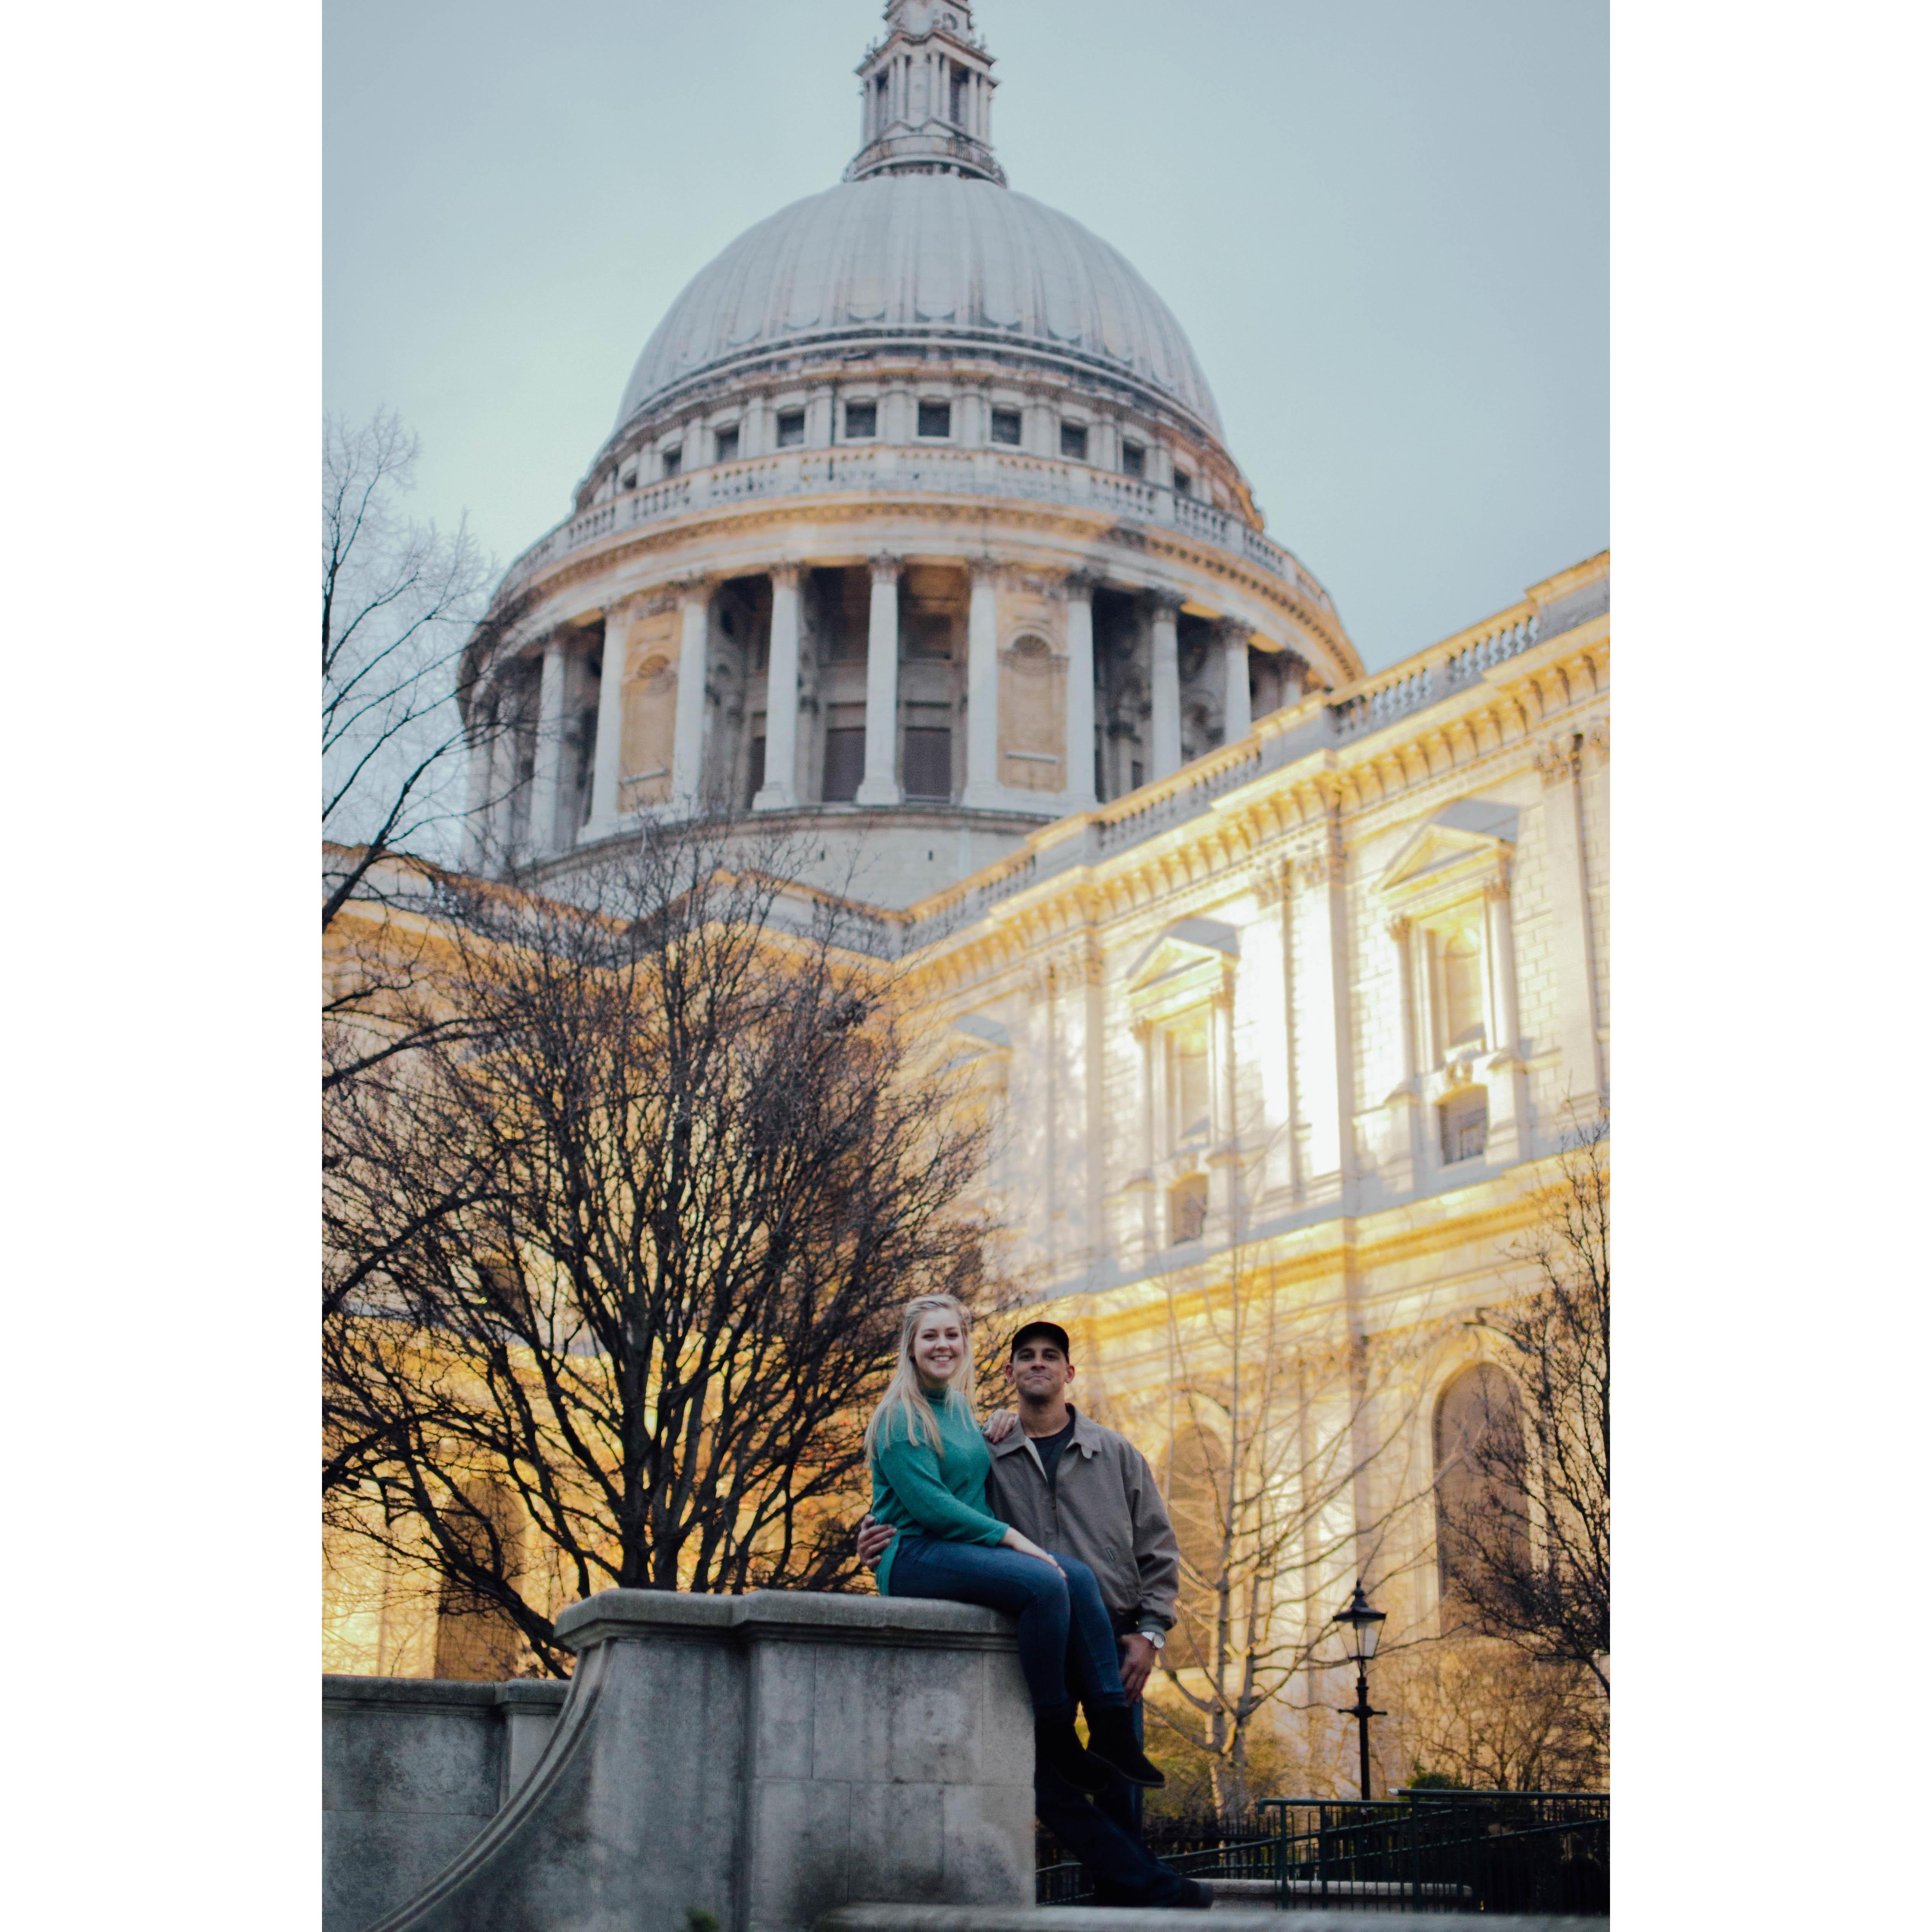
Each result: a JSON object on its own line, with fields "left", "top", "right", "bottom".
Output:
{"left": 1331, "top": 1580, "right": 1387, "bottom": 1802}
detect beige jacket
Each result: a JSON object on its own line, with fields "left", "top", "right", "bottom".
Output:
{"left": 984, "top": 1407, "right": 1180, "bottom": 1634}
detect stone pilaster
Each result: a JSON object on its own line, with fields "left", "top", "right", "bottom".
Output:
{"left": 1292, "top": 812, "right": 1354, "bottom": 1207}
{"left": 1535, "top": 732, "right": 1605, "bottom": 1112}
{"left": 1482, "top": 871, "right": 1532, "bottom": 1166}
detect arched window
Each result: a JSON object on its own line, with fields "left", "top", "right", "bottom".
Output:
{"left": 1433, "top": 1364, "right": 1530, "bottom": 1613}
{"left": 433, "top": 1475, "right": 527, "bottom": 1681}
{"left": 1162, "top": 1414, "right": 1229, "bottom": 1664}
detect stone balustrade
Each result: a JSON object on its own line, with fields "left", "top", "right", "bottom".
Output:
{"left": 500, "top": 447, "right": 1334, "bottom": 610}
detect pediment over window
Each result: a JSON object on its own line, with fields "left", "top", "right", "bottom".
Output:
{"left": 947, "top": 1011, "right": 1012, "bottom": 1060}
{"left": 1379, "top": 800, "right": 1517, "bottom": 918}
{"left": 1127, "top": 917, "right": 1240, "bottom": 995}
{"left": 1127, "top": 917, "right": 1238, "bottom": 1027}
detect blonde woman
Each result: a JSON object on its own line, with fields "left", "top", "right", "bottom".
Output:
{"left": 865, "top": 1294, "right": 1163, "bottom": 1794}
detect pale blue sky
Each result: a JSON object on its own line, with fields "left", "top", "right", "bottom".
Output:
{"left": 324, "top": 0, "right": 1606, "bottom": 673}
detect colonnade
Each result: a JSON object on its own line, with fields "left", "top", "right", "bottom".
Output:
{"left": 469, "top": 558, "right": 1282, "bottom": 871}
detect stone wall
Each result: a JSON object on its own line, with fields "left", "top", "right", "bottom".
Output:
{"left": 323, "top": 1589, "right": 1032, "bottom": 1932}
{"left": 324, "top": 1676, "right": 567, "bottom": 1932}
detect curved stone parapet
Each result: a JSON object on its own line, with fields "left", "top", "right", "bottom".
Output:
{"left": 365, "top": 1589, "right": 1032, "bottom": 1932}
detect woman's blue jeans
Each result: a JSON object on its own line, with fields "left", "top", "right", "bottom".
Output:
{"left": 887, "top": 1536, "right": 1127, "bottom": 1719}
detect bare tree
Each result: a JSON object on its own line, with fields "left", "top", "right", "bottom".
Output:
{"left": 322, "top": 409, "right": 534, "bottom": 1098}
{"left": 1135, "top": 1236, "right": 1428, "bottom": 1813}
{"left": 1441, "top": 1114, "right": 1609, "bottom": 1693}
{"left": 322, "top": 409, "right": 496, "bottom": 919}
{"left": 323, "top": 823, "right": 999, "bottom": 1674}
{"left": 1379, "top": 1637, "right": 1606, "bottom": 1792}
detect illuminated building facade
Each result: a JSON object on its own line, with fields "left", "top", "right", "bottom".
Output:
{"left": 329, "top": 2, "right": 1608, "bottom": 1721}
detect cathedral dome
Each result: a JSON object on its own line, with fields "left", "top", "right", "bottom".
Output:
{"left": 614, "top": 173, "right": 1226, "bottom": 441}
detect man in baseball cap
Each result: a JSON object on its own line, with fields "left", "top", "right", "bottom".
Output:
{"left": 857, "top": 1317, "right": 1199, "bottom": 1911}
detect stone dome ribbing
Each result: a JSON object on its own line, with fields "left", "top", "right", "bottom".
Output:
{"left": 614, "top": 174, "right": 1225, "bottom": 440}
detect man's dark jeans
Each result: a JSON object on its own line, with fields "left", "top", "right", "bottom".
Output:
{"left": 1094, "top": 1698, "right": 1145, "bottom": 1841}
{"left": 1037, "top": 1686, "right": 1191, "bottom": 1906}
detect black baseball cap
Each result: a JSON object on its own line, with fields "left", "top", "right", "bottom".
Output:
{"left": 1009, "top": 1320, "right": 1072, "bottom": 1359}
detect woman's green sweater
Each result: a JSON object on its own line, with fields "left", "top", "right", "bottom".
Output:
{"left": 869, "top": 1386, "right": 1009, "bottom": 1595}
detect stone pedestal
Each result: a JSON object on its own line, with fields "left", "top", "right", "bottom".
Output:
{"left": 361, "top": 1590, "right": 1033, "bottom": 1932}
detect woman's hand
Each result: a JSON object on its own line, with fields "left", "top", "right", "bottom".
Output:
{"left": 1002, "top": 1527, "right": 1064, "bottom": 1574}
{"left": 982, "top": 1408, "right": 1020, "bottom": 1443}
{"left": 853, "top": 1513, "right": 894, "bottom": 1569}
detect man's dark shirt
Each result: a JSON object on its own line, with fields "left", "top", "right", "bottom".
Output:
{"left": 1032, "top": 1411, "right": 1078, "bottom": 1492}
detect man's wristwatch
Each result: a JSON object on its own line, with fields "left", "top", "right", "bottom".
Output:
{"left": 1137, "top": 1623, "right": 1166, "bottom": 1652}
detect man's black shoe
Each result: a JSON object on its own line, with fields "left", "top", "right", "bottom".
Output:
{"left": 1035, "top": 1714, "right": 1112, "bottom": 1795}
{"left": 1083, "top": 1705, "right": 1166, "bottom": 1788}
{"left": 1093, "top": 1874, "right": 1214, "bottom": 1911}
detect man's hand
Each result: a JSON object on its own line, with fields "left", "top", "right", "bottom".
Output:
{"left": 1118, "top": 1633, "right": 1158, "bottom": 1704}
{"left": 983, "top": 1408, "right": 1020, "bottom": 1443}
{"left": 854, "top": 1512, "right": 893, "bottom": 1570}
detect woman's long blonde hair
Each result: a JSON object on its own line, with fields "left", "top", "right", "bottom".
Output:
{"left": 864, "top": 1293, "right": 978, "bottom": 1461}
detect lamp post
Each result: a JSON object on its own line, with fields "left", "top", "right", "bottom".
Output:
{"left": 1331, "top": 1580, "right": 1387, "bottom": 1802}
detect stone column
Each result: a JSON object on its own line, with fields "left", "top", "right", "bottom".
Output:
{"left": 528, "top": 635, "right": 570, "bottom": 857}
{"left": 1221, "top": 623, "right": 1252, "bottom": 742}
{"left": 483, "top": 690, "right": 521, "bottom": 866}
{"left": 962, "top": 559, "right": 1002, "bottom": 807}
{"left": 1536, "top": 734, "right": 1605, "bottom": 1109}
{"left": 1149, "top": 593, "right": 1183, "bottom": 780}
{"left": 586, "top": 607, "right": 629, "bottom": 834}
{"left": 754, "top": 564, "right": 803, "bottom": 812}
{"left": 856, "top": 555, "right": 901, "bottom": 807}
{"left": 1062, "top": 572, "right": 1099, "bottom": 809}
{"left": 460, "top": 688, "right": 495, "bottom": 871}
{"left": 670, "top": 580, "right": 711, "bottom": 813}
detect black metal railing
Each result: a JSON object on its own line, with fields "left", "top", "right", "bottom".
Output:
{"left": 1037, "top": 1792, "right": 1608, "bottom": 1914}
{"left": 1262, "top": 1792, "right": 1608, "bottom": 1916}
